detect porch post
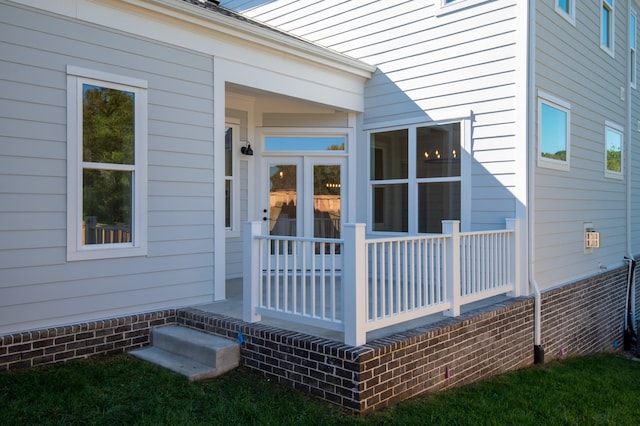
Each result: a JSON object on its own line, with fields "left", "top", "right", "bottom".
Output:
{"left": 443, "top": 220, "right": 461, "bottom": 317}
{"left": 243, "top": 221, "right": 262, "bottom": 323}
{"left": 343, "top": 223, "right": 366, "bottom": 346}
{"left": 506, "top": 218, "right": 521, "bottom": 297}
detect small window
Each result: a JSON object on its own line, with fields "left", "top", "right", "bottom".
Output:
{"left": 538, "top": 92, "right": 570, "bottom": 171}
{"left": 605, "top": 121, "right": 623, "bottom": 179}
{"left": 556, "top": 0, "right": 576, "bottom": 25}
{"left": 601, "top": 0, "right": 614, "bottom": 55}
{"left": 437, "top": 0, "right": 490, "bottom": 15}
{"left": 631, "top": 10, "right": 637, "bottom": 88}
{"left": 225, "top": 125, "right": 235, "bottom": 229}
{"left": 265, "top": 136, "right": 345, "bottom": 151}
{"left": 66, "top": 66, "right": 147, "bottom": 260}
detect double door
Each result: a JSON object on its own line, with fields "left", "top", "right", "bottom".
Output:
{"left": 266, "top": 157, "right": 344, "bottom": 241}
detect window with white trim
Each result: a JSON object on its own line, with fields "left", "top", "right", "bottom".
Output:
{"left": 601, "top": 0, "right": 614, "bottom": 55}
{"left": 631, "top": 9, "right": 637, "bottom": 88}
{"left": 66, "top": 66, "right": 147, "bottom": 260}
{"left": 225, "top": 123, "right": 240, "bottom": 231}
{"left": 556, "top": 0, "right": 576, "bottom": 25}
{"left": 369, "top": 123, "right": 462, "bottom": 234}
{"left": 538, "top": 92, "right": 571, "bottom": 171}
{"left": 605, "top": 121, "right": 623, "bottom": 179}
{"left": 437, "top": 0, "right": 491, "bottom": 15}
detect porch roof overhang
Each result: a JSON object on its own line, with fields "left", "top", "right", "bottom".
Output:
{"left": 123, "top": 0, "right": 376, "bottom": 79}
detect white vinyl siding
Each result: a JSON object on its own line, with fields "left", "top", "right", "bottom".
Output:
{"left": 0, "top": 2, "right": 215, "bottom": 334}
{"left": 229, "top": 0, "right": 521, "bottom": 231}
{"left": 535, "top": 0, "right": 627, "bottom": 289}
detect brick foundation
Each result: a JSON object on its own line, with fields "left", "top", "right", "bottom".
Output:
{"left": 0, "top": 310, "right": 176, "bottom": 371}
{"left": 0, "top": 266, "right": 630, "bottom": 413}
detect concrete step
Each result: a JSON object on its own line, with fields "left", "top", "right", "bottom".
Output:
{"left": 130, "top": 325, "right": 240, "bottom": 381}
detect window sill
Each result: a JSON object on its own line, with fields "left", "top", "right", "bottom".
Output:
{"left": 67, "top": 245, "right": 147, "bottom": 262}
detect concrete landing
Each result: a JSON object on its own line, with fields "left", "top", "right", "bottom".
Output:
{"left": 131, "top": 325, "right": 240, "bottom": 381}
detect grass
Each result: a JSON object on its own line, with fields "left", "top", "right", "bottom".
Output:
{"left": 1, "top": 353, "right": 639, "bottom": 425}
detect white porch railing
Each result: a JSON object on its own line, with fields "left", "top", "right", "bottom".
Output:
{"left": 243, "top": 219, "right": 520, "bottom": 346}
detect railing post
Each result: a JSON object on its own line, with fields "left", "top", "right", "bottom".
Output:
{"left": 506, "top": 218, "right": 521, "bottom": 297}
{"left": 443, "top": 220, "right": 461, "bottom": 317}
{"left": 243, "top": 221, "right": 262, "bottom": 323}
{"left": 343, "top": 223, "right": 366, "bottom": 346}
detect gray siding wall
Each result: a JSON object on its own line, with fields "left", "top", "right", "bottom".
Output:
{"left": 0, "top": 2, "right": 215, "bottom": 334}
{"left": 534, "top": 1, "right": 629, "bottom": 288}
{"left": 224, "top": 0, "right": 521, "bottom": 231}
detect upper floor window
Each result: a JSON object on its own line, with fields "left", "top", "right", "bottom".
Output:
{"left": 538, "top": 91, "right": 570, "bottom": 171}
{"left": 605, "top": 121, "right": 623, "bottom": 179}
{"left": 631, "top": 10, "right": 637, "bottom": 88}
{"left": 369, "top": 123, "right": 463, "bottom": 234}
{"left": 556, "top": 0, "right": 576, "bottom": 25}
{"left": 66, "top": 66, "right": 147, "bottom": 261}
{"left": 601, "top": 0, "right": 614, "bottom": 55}
{"left": 437, "top": 0, "right": 490, "bottom": 15}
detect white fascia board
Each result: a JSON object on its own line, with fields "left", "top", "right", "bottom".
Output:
{"left": 124, "top": 0, "right": 376, "bottom": 79}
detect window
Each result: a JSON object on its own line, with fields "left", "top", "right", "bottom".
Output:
{"left": 225, "top": 123, "right": 240, "bottom": 231}
{"left": 601, "top": 0, "right": 614, "bottom": 55}
{"left": 538, "top": 91, "right": 570, "bottom": 171}
{"left": 605, "top": 121, "right": 623, "bottom": 178}
{"left": 556, "top": 0, "right": 576, "bottom": 25}
{"left": 66, "top": 66, "right": 147, "bottom": 260}
{"left": 437, "top": 0, "right": 490, "bottom": 15}
{"left": 631, "top": 10, "right": 637, "bottom": 88}
{"left": 370, "top": 123, "right": 462, "bottom": 234}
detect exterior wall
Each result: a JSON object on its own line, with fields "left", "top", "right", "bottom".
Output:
{"left": 223, "top": 0, "right": 524, "bottom": 232}
{"left": 540, "top": 266, "right": 628, "bottom": 360}
{"left": 533, "top": 1, "right": 631, "bottom": 289}
{"left": 0, "top": 1, "right": 216, "bottom": 334}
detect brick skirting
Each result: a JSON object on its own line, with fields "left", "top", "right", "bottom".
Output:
{"left": 0, "top": 266, "right": 629, "bottom": 413}
{"left": 0, "top": 310, "right": 176, "bottom": 371}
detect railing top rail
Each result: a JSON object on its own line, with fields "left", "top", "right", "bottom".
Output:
{"left": 254, "top": 235, "right": 344, "bottom": 244}
{"left": 365, "top": 233, "right": 450, "bottom": 244}
{"left": 460, "top": 229, "right": 514, "bottom": 237}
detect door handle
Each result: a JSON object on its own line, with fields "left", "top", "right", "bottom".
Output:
{"left": 263, "top": 217, "right": 267, "bottom": 221}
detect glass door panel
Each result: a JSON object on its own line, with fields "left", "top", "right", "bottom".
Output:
{"left": 269, "top": 164, "right": 298, "bottom": 237}
{"left": 313, "top": 164, "right": 341, "bottom": 239}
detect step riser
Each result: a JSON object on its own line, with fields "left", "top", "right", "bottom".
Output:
{"left": 153, "top": 332, "right": 239, "bottom": 368}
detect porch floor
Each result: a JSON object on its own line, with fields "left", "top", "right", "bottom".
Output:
{"left": 191, "top": 278, "right": 511, "bottom": 343}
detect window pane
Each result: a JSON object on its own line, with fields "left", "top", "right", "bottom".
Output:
{"left": 418, "top": 181, "right": 461, "bottom": 233}
{"left": 558, "top": 0, "right": 569, "bottom": 13}
{"left": 370, "top": 129, "right": 408, "bottom": 180}
{"left": 265, "top": 136, "right": 345, "bottom": 151}
{"left": 83, "top": 169, "right": 132, "bottom": 244}
{"left": 82, "top": 84, "right": 134, "bottom": 164}
{"left": 225, "top": 179, "right": 231, "bottom": 228}
{"left": 313, "top": 165, "right": 341, "bottom": 239}
{"left": 225, "top": 127, "right": 233, "bottom": 176}
{"left": 372, "top": 184, "right": 408, "bottom": 232}
{"left": 606, "top": 128, "right": 622, "bottom": 173}
{"left": 269, "top": 165, "right": 297, "bottom": 237}
{"left": 602, "top": 5, "right": 611, "bottom": 47}
{"left": 541, "top": 103, "right": 567, "bottom": 161}
{"left": 416, "top": 123, "right": 461, "bottom": 178}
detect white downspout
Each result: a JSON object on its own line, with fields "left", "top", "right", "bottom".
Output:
{"left": 526, "top": 0, "right": 544, "bottom": 362}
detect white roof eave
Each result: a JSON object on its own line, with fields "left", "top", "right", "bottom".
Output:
{"left": 123, "top": 0, "right": 376, "bottom": 79}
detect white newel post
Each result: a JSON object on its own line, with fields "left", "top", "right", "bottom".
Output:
{"left": 506, "top": 218, "right": 521, "bottom": 297}
{"left": 343, "top": 223, "right": 366, "bottom": 346}
{"left": 243, "top": 221, "right": 262, "bottom": 323}
{"left": 443, "top": 220, "right": 461, "bottom": 317}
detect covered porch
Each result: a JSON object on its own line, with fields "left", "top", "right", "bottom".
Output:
{"left": 199, "top": 218, "right": 521, "bottom": 346}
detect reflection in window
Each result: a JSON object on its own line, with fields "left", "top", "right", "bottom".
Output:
{"left": 605, "top": 123, "right": 623, "bottom": 177}
{"left": 265, "top": 136, "right": 345, "bottom": 151}
{"left": 82, "top": 84, "right": 134, "bottom": 245}
{"left": 538, "top": 92, "right": 570, "bottom": 171}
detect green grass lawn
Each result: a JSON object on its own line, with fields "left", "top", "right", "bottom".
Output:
{"left": 1, "top": 353, "right": 639, "bottom": 425}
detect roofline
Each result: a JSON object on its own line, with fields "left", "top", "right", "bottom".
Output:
{"left": 122, "top": 0, "right": 376, "bottom": 78}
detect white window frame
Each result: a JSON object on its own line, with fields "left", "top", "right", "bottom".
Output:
{"left": 631, "top": 9, "right": 637, "bottom": 88}
{"left": 556, "top": 0, "right": 576, "bottom": 26}
{"left": 537, "top": 91, "right": 571, "bottom": 172}
{"left": 604, "top": 120, "right": 624, "bottom": 179}
{"left": 225, "top": 120, "right": 240, "bottom": 235}
{"left": 367, "top": 118, "right": 471, "bottom": 235}
{"left": 601, "top": 0, "right": 615, "bottom": 57}
{"left": 436, "top": 0, "right": 491, "bottom": 16}
{"left": 66, "top": 65, "right": 148, "bottom": 261}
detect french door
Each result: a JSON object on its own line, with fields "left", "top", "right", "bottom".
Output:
{"left": 266, "top": 157, "right": 345, "bottom": 241}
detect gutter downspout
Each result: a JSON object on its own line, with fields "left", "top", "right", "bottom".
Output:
{"left": 526, "top": 0, "right": 544, "bottom": 365}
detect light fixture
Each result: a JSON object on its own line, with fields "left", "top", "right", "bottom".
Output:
{"left": 240, "top": 142, "right": 253, "bottom": 156}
